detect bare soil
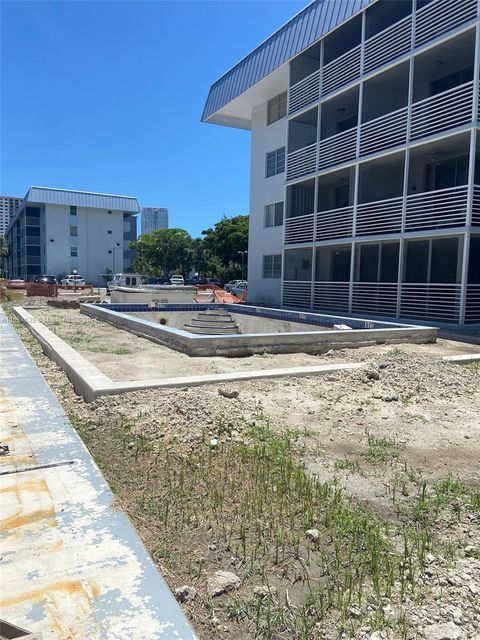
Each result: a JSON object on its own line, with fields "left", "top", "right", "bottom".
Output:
{"left": 6, "top": 302, "right": 480, "bottom": 640}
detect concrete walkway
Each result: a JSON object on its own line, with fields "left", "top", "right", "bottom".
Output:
{"left": 0, "top": 307, "right": 197, "bottom": 640}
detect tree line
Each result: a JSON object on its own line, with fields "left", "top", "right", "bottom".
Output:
{"left": 130, "top": 214, "right": 248, "bottom": 281}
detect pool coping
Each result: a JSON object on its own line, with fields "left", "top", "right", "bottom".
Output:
{"left": 12, "top": 306, "right": 365, "bottom": 402}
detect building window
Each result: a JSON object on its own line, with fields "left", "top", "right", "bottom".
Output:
{"left": 263, "top": 254, "right": 282, "bottom": 279}
{"left": 265, "top": 147, "right": 285, "bottom": 178}
{"left": 70, "top": 247, "right": 78, "bottom": 257}
{"left": 267, "top": 91, "right": 287, "bottom": 125}
{"left": 264, "top": 202, "right": 284, "bottom": 227}
{"left": 70, "top": 225, "right": 78, "bottom": 237}
{"left": 70, "top": 206, "right": 77, "bottom": 215}
{"left": 107, "top": 230, "right": 112, "bottom": 234}
{"left": 108, "top": 210, "right": 112, "bottom": 214}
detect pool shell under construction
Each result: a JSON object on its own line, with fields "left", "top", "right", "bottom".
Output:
{"left": 80, "top": 303, "right": 437, "bottom": 357}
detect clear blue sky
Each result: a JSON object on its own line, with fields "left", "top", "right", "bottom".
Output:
{"left": 1, "top": 0, "right": 305, "bottom": 236}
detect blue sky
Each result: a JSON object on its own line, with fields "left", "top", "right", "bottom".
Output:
{"left": 1, "top": 0, "right": 305, "bottom": 236}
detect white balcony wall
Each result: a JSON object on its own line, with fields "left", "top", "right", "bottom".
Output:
{"left": 248, "top": 100, "right": 286, "bottom": 306}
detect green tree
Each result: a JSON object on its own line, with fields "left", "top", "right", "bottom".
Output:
{"left": 0, "top": 236, "right": 9, "bottom": 278}
{"left": 130, "top": 228, "right": 192, "bottom": 277}
{"left": 201, "top": 215, "right": 248, "bottom": 276}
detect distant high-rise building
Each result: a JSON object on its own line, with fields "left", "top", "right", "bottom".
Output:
{"left": 141, "top": 207, "right": 168, "bottom": 235}
{"left": 0, "top": 196, "right": 22, "bottom": 236}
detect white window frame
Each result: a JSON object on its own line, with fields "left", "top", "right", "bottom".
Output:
{"left": 265, "top": 147, "right": 285, "bottom": 178}
{"left": 267, "top": 91, "right": 287, "bottom": 125}
{"left": 264, "top": 202, "right": 284, "bottom": 228}
{"left": 263, "top": 254, "right": 282, "bottom": 279}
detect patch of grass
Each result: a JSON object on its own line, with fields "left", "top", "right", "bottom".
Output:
{"left": 361, "top": 433, "right": 404, "bottom": 464}
{"left": 334, "top": 457, "right": 365, "bottom": 476}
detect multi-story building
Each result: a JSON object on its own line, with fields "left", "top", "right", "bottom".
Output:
{"left": 0, "top": 196, "right": 22, "bottom": 236}
{"left": 203, "top": 0, "right": 480, "bottom": 326}
{"left": 141, "top": 207, "right": 169, "bottom": 235}
{"left": 5, "top": 186, "right": 140, "bottom": 284}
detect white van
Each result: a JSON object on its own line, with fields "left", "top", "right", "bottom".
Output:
{"left": 107, "top": 273, "right": 144, "bottom": 293}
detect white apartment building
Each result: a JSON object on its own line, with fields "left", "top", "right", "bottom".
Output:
{"left": 0, "top": 196, "right": 22, "bottom": 236}
{"left": 6, "top": 187, "right": 140, "bottom": 284}
{"left": 141, "top": 207, "right": 169, "bottom": 235}
{"left": 203, "top": 0, "right": 480, "bottom": 326}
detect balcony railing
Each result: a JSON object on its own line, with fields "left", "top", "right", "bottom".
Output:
{"left": 284, "top": 213, "right": 315, "bottom": 244}
{"left": 465, "top": 285, "right": 480, "bottom": 324}
{"left": 405, "top": 185, "right": 469, "bottom": 232}
{"left": 313, "top": 281, "right": 349, "bottom": 312}
{"left": 318, "top": 127, "right": 357, "bottom": 170}
{"left": 363, "top": 13, "right": 412, "bottom": 75}
{"left": 282, "top": 281, "right": 312, "bottom": 308}
{"left": 473, "top": 186, "right": 480, "bottom": 226}
{"left": 289, "top": 70, "right": 320, "bottom": 115}
{"left": 286, "top": 143, "right": 317, "bottom": 181}
{"left": 316, "top": 206, "right": 354, "bottom": 241}
{"left": 352, "top": 283, "right": 398, "bottom": 316}
{"left": 356, "top": 196, "right": 403, "bottom": 236}
{"left": 415, "top": 0, "right": 478, "bottom": 47}
{"left": 400, "top": 283, "right": 462, "bottom": 323}
{"left": 360, "top": 106, "right": 408, "bottom": 156}
{"left": 321, "top": 44, "right": 361, "bottom": 97}
{"left": 410, "top": 81, "right": 474, "bottom": 141}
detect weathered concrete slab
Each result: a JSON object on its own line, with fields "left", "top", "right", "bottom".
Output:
{"left": 0, "top": 307, "right": 197, "bottom": 639}
{"left": 442, "top": 353, "right": 480, "bottom": 363}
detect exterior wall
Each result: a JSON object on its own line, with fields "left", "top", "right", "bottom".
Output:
{"left": 248, "top": 101, "right": 287, "bottom": 306}
{"left": 43, "top": 204, "right": 124, "bottom": 284}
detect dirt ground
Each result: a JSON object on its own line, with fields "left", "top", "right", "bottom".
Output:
{"left": 7, "top": 301, "right": 480, "bottom": 639}
{"left": 28, "top": 305, "right": 480, "bottom": 384}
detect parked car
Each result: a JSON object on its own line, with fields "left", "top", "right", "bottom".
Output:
{"left": 6, "top": 279, "right": 26, "bottom": 289}
{"left": 224, "top": 279, "right": 246, "bottom": 293}
{"left": 34, "top": 275, "right": 57, "bottom": 284}
{"left": 231, "top": 281, "right": 248, "bottom": 297}
{"left": 146, "top": 276, "right": 170, "bottom": 285}
{"left": 61, "top": 274, "right": 86, "bottom": 287}
{"left": 170, "top": 274, "right": 184, "bottom": 286}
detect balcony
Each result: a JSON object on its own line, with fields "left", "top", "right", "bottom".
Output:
{"left": 410, "top": 81, "right": 474, "bottom": 141}
{"left": 286, "top": 143, "right": 317, "bottom": 181}
{"left": 316, "top": 206, "right": 354, "bottom": 241}
{"left": 360, "top": 107, "right": 408, "bottom": 156}
{"left": 364, "top": 13, "right": 412, "bottom": 75}
{"left": 400, "top": 283, "right": 462, "bottom": 322}
{"left": 322, "top": 45, "right": 361, "bottom": 97}
{"left": 415, "top": 0, "right": 478, "bottom": 47}
{"left": 318, "top": 128, "right": 357, "bottom": 171}
{"left": 465, "top": 284, "right": 480, "bottom": 323}
{"left": 282, "top": 281, "right": 312, "bottom": 308}
{"left": 289, "top": 70, "right": 320, "bottom": 115}
{"left": 284, "top": 213, "right": 315, "bottom": 244}
{"left": 313, "top": 281, "right": 349, "bottom": 312}
{"left": 352, "top": 283, "right": 399, "bottom": 316}
{"left": 405, "top": 185, "right": 469, "bottom": 232}
{"left": 473, "top": 186, "right": 480, "bottom": 226}
{"left": 356, "top": 197, "right": 403, "bottom": 236}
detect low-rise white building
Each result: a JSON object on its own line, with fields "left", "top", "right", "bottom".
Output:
{"left": 6, "top": 186, "right": 140, "bottom": 284}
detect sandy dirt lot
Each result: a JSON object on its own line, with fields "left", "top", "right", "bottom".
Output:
{"left": 8, "top": 302, "right": 480, "bottom": 640}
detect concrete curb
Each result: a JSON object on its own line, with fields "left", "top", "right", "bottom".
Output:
{"left": 442, "top": 353, "right": 480, "bottom": 363}
{"left": 12, "top": 306, "right": 365, "bottom": 402}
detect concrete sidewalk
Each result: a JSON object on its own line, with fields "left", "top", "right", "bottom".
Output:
{"left": 0, "top": 307, "right": 197, "bottom": 640}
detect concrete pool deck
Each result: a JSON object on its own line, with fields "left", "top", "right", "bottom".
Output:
{"left": 12, "top": 306, "right": 365, "bottom": 402}
{"left": 0, "top": 306, "right": 197, "bottom": 639}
